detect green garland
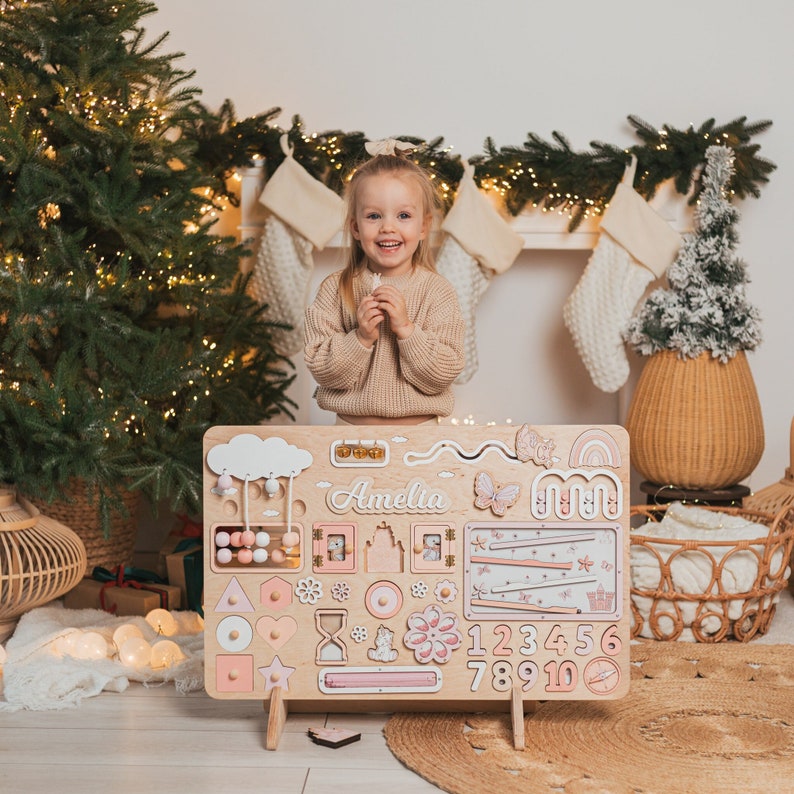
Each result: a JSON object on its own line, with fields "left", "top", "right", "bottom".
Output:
{"left": 185, "top": 103, "right": 775, "bottom": 229}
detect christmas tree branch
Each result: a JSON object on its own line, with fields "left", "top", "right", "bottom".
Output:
{"left": 191, "top": 109, "right": 775, "bottom": 229}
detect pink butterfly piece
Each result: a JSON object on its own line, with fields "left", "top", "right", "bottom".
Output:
{"left": 474, "top": 471, "right": 520, "bottom": 516}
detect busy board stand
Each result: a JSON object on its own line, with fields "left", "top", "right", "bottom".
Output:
{"left": 203, "top": 423, "right": 630, "bottom": 750}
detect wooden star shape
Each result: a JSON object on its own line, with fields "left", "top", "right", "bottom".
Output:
{"left": 258, "top": 654, "right": 296, "bottom": 693}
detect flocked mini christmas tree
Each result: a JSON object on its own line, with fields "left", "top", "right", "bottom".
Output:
{"left": 0, "top": 0, "right": 294, "bottom": 528}
{"left": 625, "top": 145, "right": 762, "bottom": 361}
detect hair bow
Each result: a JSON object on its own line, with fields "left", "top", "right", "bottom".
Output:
{"left": 364, "top": 138, "right": 416, "bottom": 156}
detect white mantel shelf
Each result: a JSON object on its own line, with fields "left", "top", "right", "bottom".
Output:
{"left": 237, "top": 165, "right": 692, "bottom": 253}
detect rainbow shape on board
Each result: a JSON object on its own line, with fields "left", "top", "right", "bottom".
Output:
{"left": 568, "top": 429, "right": 622, "bottom": 469}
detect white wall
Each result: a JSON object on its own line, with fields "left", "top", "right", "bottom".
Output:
{"left": 149, "top": 0, "right": 794, "bottom": 497}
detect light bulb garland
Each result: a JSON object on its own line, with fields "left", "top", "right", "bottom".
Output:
{"left": 46, "top": 609, "right": 198, "bottom": 671}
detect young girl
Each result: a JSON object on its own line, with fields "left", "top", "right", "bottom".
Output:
{"left": 304, "top": 144, "right": 465, "bottom": 425}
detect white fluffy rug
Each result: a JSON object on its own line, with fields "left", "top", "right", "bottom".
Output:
{"left": 0, "top": 603, "right": 204, "bottom": 712}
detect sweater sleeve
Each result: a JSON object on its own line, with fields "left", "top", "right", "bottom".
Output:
{"left": 304, "top": 275, "right": 374, "bottom": 391}
{"left": 397, "top": 277, "right": 465, "bottom": 394}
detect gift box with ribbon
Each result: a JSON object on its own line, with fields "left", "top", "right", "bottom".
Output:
{"left": 165, "top": 538, "right": 203, "bottom": 616}
{"left": 64, "top": 565, "right": 182, "bottom": 616}
{"left": 157, "top": 513, "right": 202, "bottom": 578}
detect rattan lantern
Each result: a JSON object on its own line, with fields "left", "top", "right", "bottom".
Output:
{"left": 0, "top": 486, "right": 87, "bottom": 642}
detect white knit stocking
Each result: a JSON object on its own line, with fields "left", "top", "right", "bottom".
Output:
{"left": 436, "top": 235, "right": 492, "bottom": 384}
{"left": 249, "top": 214, "right": 314, "bottom": 356}
{"left": 437, "top": 160, "right": 523, "bottom": 385}
{"left": 249, "top": 133, "right": 344, "bottom": 357}
{"left": 563, "top": 235, "right": 656, "bottom": 392}
{"left": 563, "top": 155, "right": 681, "bottom": 393}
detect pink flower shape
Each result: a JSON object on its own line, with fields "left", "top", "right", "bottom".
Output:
{"left": 403, "top": 604, "right": 462, "bottom": 665}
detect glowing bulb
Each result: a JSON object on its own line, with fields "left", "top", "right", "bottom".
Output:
{"left": 73, "top": 631, "right": 109, "bottom": 660}
{"left": 112, "top": 623, "right": 144, "bottom": 653}
{"left": 119, "top": 637, "right": 152, "bottom": 668}
{"left": 145, "top": 609, "right": 177, "bottom": 636}
{"left": 150, "top": 639, "right": 186, "bottom": 669}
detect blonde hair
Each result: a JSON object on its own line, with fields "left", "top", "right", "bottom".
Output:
{"left": 339, "top": 153, "right": 439, "bottom": 312}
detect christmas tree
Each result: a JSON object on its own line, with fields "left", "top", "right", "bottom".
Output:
{"left": 625, "top": 145, "right": 762, "bottom": 361}
{"left": 0, "top": 0, "right": 294, "bottom": 529}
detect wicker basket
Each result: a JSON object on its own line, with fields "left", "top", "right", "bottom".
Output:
{"left": 25, "top": 481, "right": 141, "bottom": 576}
{"left": 626, "top": 350, "right": 765, "bottom": 490}
{"left": 629, "top": 503, "right": 794, "bottom": 642}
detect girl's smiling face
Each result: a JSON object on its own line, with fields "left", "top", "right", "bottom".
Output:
{"left": 350, "top": 173, "right": 429, "bottom": 277}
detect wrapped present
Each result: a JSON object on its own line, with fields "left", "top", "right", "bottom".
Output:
{"left": 63, "top": 566, "right": 181, "bottom": 616}
{"left": 157, "top": 513, "right": 202, "bottom": 578}
{"left": 166, "top": 538, "right": 203, "bottom": 616}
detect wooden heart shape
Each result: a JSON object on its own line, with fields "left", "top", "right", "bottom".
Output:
{"left": 256, "top": 615, "right": 298, "bottom": 650}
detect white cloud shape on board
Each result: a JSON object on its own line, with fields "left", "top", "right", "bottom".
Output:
{"left": 206, "top": 433, "right": 313, "bottom": 482}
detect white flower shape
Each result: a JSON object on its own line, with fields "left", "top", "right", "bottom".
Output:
{"left": 403, "top": 604, "right": 462, "bottom": 665}
{"left": 295, "top": 576, "right": 323, "bottom": 605}
{"left": 434, "top": 579, "right": 458, "bottom": 604}
{"left": 411, "top": 581, "right": 429, "bottom": 599}
{"left": 351, "top": 626, "right": 368, "bottom": 643}
{"left": 331, "top": 581, "right": 351, "bottom": 602}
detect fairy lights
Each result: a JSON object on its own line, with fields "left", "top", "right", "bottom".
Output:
{"left": 449, "top": 414, "right": 513, "bottom": 427}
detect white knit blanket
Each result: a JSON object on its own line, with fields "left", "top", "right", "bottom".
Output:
{"left": 0, "top": 603, "right": 204, "bottom": 711}
{"left": 631, "top": 502, "right": 789, "bottom": 641}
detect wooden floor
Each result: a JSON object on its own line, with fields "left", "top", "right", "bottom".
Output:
{"left": 0, "top": 685, "right": 442, "bottom": 793}
{"left": 3, "top": 585, "right": 791, "bottom": 794}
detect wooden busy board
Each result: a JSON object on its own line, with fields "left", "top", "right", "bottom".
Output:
{"left": 203, "top": 424, "right": 630, "bottom": 746}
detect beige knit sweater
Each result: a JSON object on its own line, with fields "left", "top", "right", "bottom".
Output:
{"left": 304, "top": 267, "right": 465, "bottom": 418}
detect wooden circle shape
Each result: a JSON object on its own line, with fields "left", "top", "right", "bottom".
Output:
{"left": 583, "top": 656, "right": 621, "bottom": 695}
{"left": 216, "top": 615, "right": 253, "bottom": 652}
{"left": 365, "top": 581, "right": 403, "bottom": 619}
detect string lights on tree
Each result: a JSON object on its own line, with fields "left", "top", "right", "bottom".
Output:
{"left": 0, "top": 0, "right": 295, "bottom": 530}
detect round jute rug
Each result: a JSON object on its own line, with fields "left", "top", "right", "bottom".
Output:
{"left": 384, "top": 642, "right": 794, "bottom": 794}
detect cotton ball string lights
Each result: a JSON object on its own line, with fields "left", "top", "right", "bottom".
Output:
{"left": 150, "top": 639, "right": 186, "bottom": 669}
{"left": 118, "top": 636, "right": 152, "bottom": 668}
{"left": 71, "top": 631, "right": 109, "bottom": 660}
{"left": 145, "top": 608, "right": 178, "bottom": 636}
{"left": 52, "top": 629, "right": 82, "bottom": 657}
{"left": 112, "top": 623, "right": 144, "bottom": 652}
{"left": 39, "top": 610, "right": 197, "bottom": 675}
